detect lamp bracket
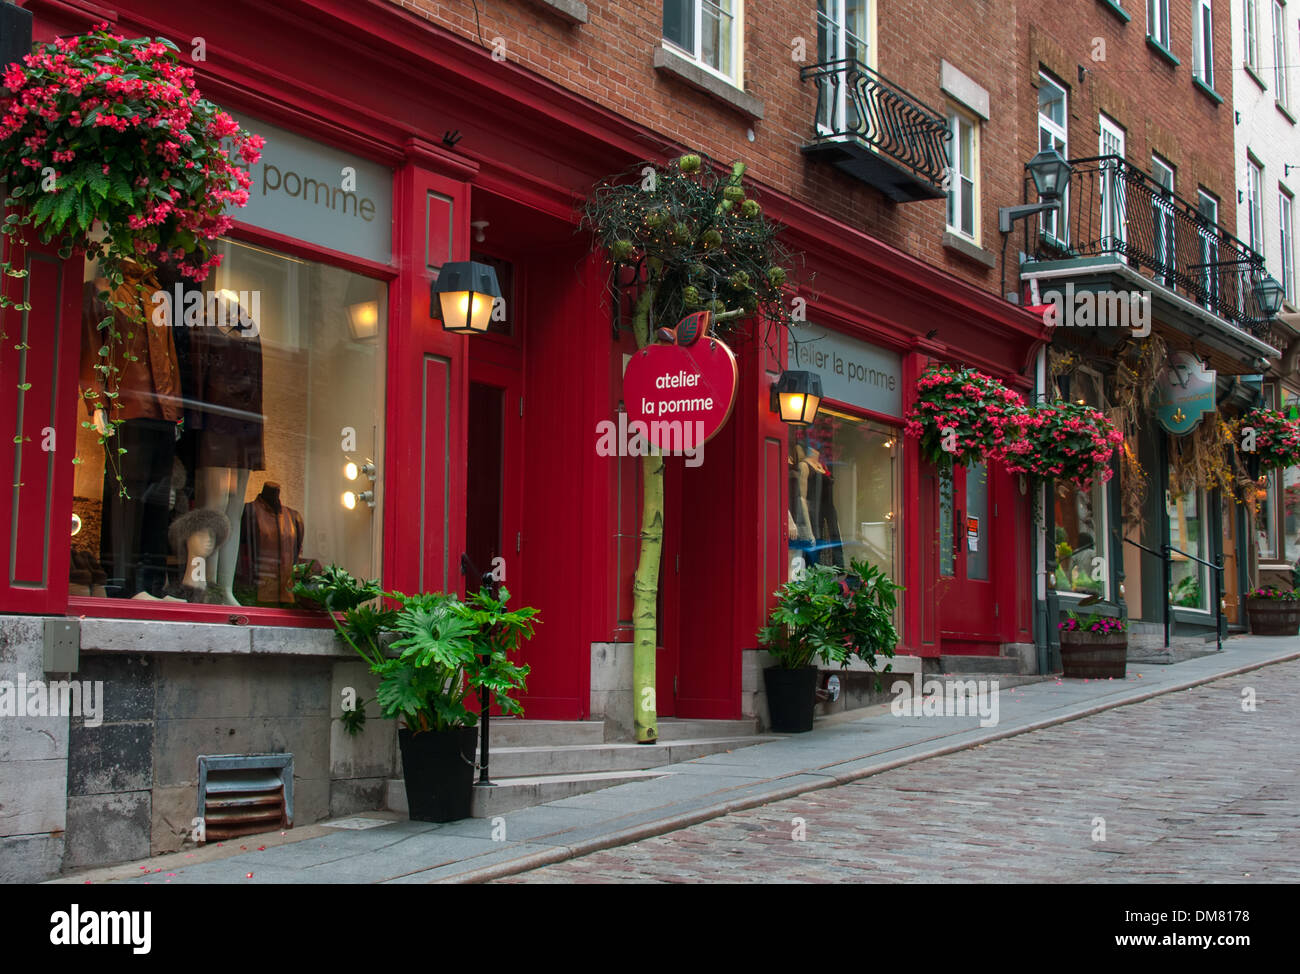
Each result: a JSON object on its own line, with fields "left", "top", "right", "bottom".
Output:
{"left": 998, "top": 201, "right": 1059, "bottom": 235}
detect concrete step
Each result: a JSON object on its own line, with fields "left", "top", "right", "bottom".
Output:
{"left": 935, "top": 655, "right": 1026, "bottom": 675}
{"left": 384, "top": 769, "right": 667, "bottom": 819}
{"left": 654, "top": 717, "right": 760, "bottom": 740}
{"left": 484, "top": 736, "right": 775, "bottom": 777}
{"left": 481, "top": 719, "right": 605, "bottom": 748}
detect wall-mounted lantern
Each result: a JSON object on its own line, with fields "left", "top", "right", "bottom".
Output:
{"left": 1253, "top": 273, "right": 1285, "bottom": 319}
{"left": 431, "top": 260, "right": 502, "bottom": 334}
{"left": 771, "top": 370, "right": 823, "bottom": 426}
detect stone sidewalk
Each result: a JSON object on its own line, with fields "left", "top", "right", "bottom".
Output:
{"left": 54, "top": 635, "right": 1300, "bottom": 885}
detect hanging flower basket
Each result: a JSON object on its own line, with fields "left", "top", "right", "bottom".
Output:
{"left": 0, "top": 23, "right": 263, "bottom": 487}
{"left": 903, "top": 364, "right": 1028, "bottom": 468}
{"left": 1237, "top": 408, "right": 1300, "bottom": 473}
{"left": 1002, "top": 400, "right": 1125, "bottom": 491}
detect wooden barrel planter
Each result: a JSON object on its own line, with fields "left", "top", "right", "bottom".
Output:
{"left": 1245, "top": 599, "right": 1300, "bottom": 636}
{"left": 1059, "top": 630, "right": 1127, "bottom": 679}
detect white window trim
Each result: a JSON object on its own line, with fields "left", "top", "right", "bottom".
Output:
{"left": 1192, "top": 0, "right": 1215, "bottom": 86}
{"left": 662, "top": 0, "right": 743, "bottom": 89}
{"left": 1152, "top": 154, "right": 1177, "bottom": 283}
{"left": 1099, "top": 113, "right": 1127, "bottom": 257}
{"left": 1038, "top": 72, "right": 1069, "bottom": 243}
{"left": 1274, "top": 0, "right": 1290, "bottom": 107}
{"left": 1248, "top": 157, "right": 1265, "bottom": 254}
{"left": 1197, "top": 188, "right": 1220, "bottom": 309}
{"left": 815, "top": 0, "right": 872, "bottom": 136}
{"left": 1281, "top": 187, "right": 1295, "bottom": 302}
{"left": 1148, "top": 0, "right": 1171, "bottom": 46}
{"left": 946, "top": 107, "right": 981, "bottom": 244}
{"left": 1246, "top": 0, "right": 1260, "bottom": 71}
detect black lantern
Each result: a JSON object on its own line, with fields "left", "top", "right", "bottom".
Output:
{"left": 431, "top": 261, "right": 502, "bottom": 334}
{"left": 1025, "top": 147, "right": 1072, "bottom": 203}
{"left": 1253, "top": 273, "right": 1285, "bottom": 319}
{"left": 771, "top": 371, "right": 823, "bottom": 426}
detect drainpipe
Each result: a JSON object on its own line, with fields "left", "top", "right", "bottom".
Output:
{"left": 1034, "top": 344, "right": 1050, "bottom": 675}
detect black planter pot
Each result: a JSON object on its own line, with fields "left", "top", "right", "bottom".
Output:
{"left": 764, "top": 665, "right": 818, "bottom": 733}
{"left": 397, "top": 726, "right": 478, "bottom": 822}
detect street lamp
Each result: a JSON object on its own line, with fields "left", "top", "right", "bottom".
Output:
{"left": 997, "top": 147, "right": 1073, "bottom": 233}
{"left": 431, "top": 261, "right": 502, "bottom": 334}
{"left": 1253, "top": 273, "right": 1285, "bottom": 319}
{"left": 771, "top": 371, "right": 823, "bottom": 426}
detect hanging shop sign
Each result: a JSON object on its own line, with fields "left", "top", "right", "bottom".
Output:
{"left": 1153, "top": 350, "right": 1217, "bottom": 435}
{"left": 224, "top": 112, "right": 394, "bottom": 264}
{"left": 623, "top": 311, "right": 739, "bottom": 451}
{"left": 787, "top": 323, "right": 902, "bottom": 418}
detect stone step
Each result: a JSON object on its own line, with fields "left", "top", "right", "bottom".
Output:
{"left": 480, "top": 719, "right": 605, "bottom": 748}
{"left": 935, "top": 655, "right": 1026, "bottom": 675}
{"left": 483, "top": 736, "right": 775, "bottom": 777}
{"left": 384, "top": 769, "right": 667, "bottom": 819}
{"left": 654, "top": 717, "right": 760, "bottom": 740}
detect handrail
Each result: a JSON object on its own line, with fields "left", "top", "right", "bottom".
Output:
{"left": 1120, "top": 537, "right": 1224, "bottom": 651}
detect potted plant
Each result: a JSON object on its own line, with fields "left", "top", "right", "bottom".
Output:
{"left": 293, "top": 564, "right": 537, "bottom": 822}
{"left": 757, "top": 558, "right": 900, "bottom": 733}
{"left": 1243, "top": 585, "right": 1300, "bottom": 636}
{"left": 903, "top": 364, "right": 1028, "bottom": 469}
{"left": 1057, "top": 610, "right": 1127, "bottom": 678}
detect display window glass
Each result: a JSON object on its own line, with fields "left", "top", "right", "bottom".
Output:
{"left": 787, "top": 407, "right": 901, "bottom": 622}
{"left": 1053, "top": 370, "right": 1109, "bottom": 598}
{"left": 70, "top": 238, "right": 385, "bottom": 608}
{"left": 1166, "top": 480, "right": 1208, "bottom": 610}
{"left": 1283, "top": 390, "right": 1300, "bottom": 567}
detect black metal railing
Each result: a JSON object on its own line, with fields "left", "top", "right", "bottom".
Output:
{"left": 1024, "top": 156, "right": 1270, "bottom": 332}
{"left": 1122, "top": 536, "right": 1224, "bottom": 651}
{"left": 800, "top": 58, "right": 951, "bottom": 191}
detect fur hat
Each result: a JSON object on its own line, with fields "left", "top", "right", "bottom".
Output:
{"left": 168, "top": 508, "right": 230, "bottom": 553}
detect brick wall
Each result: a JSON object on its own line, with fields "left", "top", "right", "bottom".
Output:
{"left": 387, "top": 0, "right": 1237, "bottom": 299}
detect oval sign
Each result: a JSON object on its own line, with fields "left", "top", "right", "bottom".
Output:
{"left": 624, "top": 316, "right": 738, "bottom": 452}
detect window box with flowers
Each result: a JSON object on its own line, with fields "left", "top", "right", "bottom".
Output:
{"left": 1243, "top": 586, "right": 1300, "bottom": 636}
{"left": 1057, "top": 611, "right": 1127, "bottom": 678}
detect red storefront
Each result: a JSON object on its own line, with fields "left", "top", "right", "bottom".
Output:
{"left": 2, "top": 0, "right": 1045, "bottom": 727}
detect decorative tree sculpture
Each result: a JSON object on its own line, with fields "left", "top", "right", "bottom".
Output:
{"left": 584, "top": 154, "right": 796, "bottom": 742}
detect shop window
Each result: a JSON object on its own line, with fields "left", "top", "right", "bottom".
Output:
{"left": 788, "top": 407, "right": 901, "bottom": 617}
{"left": 71, "top": 239, "right": 386, "bottom": 608}
{"left": 1284, "top": 391, "right": 1300, "bottom": 565}
{"left": 1053, "top": 371, "right": 1110, "bottom": 599}
{"left": 1166, "top": 482, "right": 1208, "bottom": 610}
{"left": 938, "top": 466, "right": 955, "bottom": 577}
{"left": 1257, "top": 468, "right": 1280, "bottom": 560}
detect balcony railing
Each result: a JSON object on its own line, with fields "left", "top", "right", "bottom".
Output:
{"left": 799, "top": 58, "right": 951, "bottom": 202}
{"left": 1022, "top": 156, "right": 1270, "bottom": 331}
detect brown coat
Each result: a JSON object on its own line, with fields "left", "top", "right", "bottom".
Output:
{"left": 238, "top": 491, "right": 305, "bottom": 605}
{"left": 79, "top": 263, "right": 182, "bottom": 424}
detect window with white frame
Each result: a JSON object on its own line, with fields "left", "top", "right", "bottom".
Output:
{"left": 1274, "top": 1, "right": 1290, "bottom": 107}
{"left": 1246, "top": 0, "right": 1260, "bottom": 71}
{"left": 816, "top": 0, "right": 870, "bottom": 133}
{"left": 1192, "top": 0, "right": 1214, "bottom": 86}
{"left": 663, "top": 0, "right": 740, "bottom": 85}
{"left": 1038, "top": 73, "right": 1069, "bottom": 241}
{"left": 1281, "top": 188, "right": 1296, "bottom": 302}
{"left": 946, "top": 108, "right": 979, "bottom": 241}
{"left": 1153, "top": 155, "right": 1176, "bottom": 286}
{"left": 1099, "top": 114, "right": 1127, "bottom": 256}
{"left": 1197, "top": 189, "right": 1220, "bottom": 308}
{"left": 1148, "top": 0, "right": 1171, "bottom": 46}
{"left": 1248, "top": 158, "right": 1265, "bottom": 254}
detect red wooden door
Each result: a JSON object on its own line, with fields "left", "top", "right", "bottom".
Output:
{"left": 939, "top": 461, "right": 999, "bottom": 648}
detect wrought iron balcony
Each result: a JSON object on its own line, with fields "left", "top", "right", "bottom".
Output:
{"left": 799, "top": 58, "right": 951, "bottom": 203}
{"left": 1020, "top": 156, "right": 1272, "bottom": 332}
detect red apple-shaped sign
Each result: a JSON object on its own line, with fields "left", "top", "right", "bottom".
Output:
{"left": 624, "top": 311, "right": 738, "bottom": 451}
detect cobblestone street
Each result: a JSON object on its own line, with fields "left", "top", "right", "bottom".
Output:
{"left": 500, "top": 660, "right": 1300, "bottom": 883}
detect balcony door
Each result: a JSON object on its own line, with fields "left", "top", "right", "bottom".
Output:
{"left": 1197, "top": 190, "right": 1220, "bottom": 310}
{"left": 1099, "top": 114, "right": 1127, "bottom": 259}
{"left": 816, "top": 0, "right": 870, "bottom": 134}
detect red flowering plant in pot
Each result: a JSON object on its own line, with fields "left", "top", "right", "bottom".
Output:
{"left": 1243, "top": 585, "right": 1300, "bottom": 636}
{"left": 1001, "top": 400, "right": 1124, "bottom": 491}
{"left": 903, "top": 364, "right": 1029, "bottom": 470}
{"left": 1057, "top": 610, "right": 1127, "bottom": 679}
{"left": 0, "top": 24, "right": 263, "bottom": 489}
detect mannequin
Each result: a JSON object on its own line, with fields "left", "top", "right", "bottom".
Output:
{"left": 188, "top": 289, "right": 265, "bottom": 605}
{"left": 166, "top": 507, "right": 231, "bottom": 603}
{"left": 798, "top": 439, "right": 844, "bottom": 569}
{"left": 238, "top": 481, "right": 306, "bottom": 605}
{"left": 79, "top": 261, "right": 182, "bottom": 598}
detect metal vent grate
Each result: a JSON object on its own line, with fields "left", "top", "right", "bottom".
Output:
{"left": 197, "top": 754, "right": 294, "bottom": 842}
